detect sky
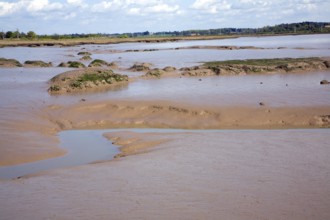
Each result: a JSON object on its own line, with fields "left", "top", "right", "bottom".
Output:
{"left": 0, "top": 0, "right": 330, "bottom": 34}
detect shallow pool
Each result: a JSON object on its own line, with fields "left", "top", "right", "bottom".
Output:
{"left": 0, "top": 130, "right": 120, "bottom": 179}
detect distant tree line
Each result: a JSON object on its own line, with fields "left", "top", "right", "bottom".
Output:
{"left": 148, "top": 22, "right": 330, "bottom": 37}
{"left": 1, "top": 22, "right": 329, "bottom": 40}
{"left": 0, "top": 30, "right": 37, "bottom": 40}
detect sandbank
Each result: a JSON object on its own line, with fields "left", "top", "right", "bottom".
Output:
{"left": 46, "top": 100, "right": 330, "bottom": 130}
{"left": 1, "top": 93, "right": 329, "bottom": 166}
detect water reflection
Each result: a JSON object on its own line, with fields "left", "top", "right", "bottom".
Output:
{"left": 0, "top": 130, "right": 119, "bottom": 179}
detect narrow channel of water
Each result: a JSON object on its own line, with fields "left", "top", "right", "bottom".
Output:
{"left": 0, "top": 130, "right": 120, "bottom": 179}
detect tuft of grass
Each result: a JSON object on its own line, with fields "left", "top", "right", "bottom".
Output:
{"left": 146, "top": 68, "right": 164, "bottom": 78}
{"left": 68, "top": 61, "right": 85, "bottom": 68}
{"left": 77, "top": 51, "right": 92, "bottom": 56}
{"left": 24, "top": 60, "right": 52, "bottom": 67}
{"left": 58, "top": 62, "right": 67, "bottom": 67}
{"left": 70, "top": 81, "right": 82, "bottom": 88}
{"left": 58, "top": 61, "right": 85, "bottom": 68}
{"left": 0, "top": 57, "right": 23, "bottom": 67}
{"left": 49, "top": 85, "right": 61, "bottom": 91}
{"left": 66, "top": 61, "right": 85, "bottom": 68}
{"left": 69, "top": 70, "right": 128, "bottom": 89}
{"left": 204, "top": 57, "right": 321, "bottom": 67}
{"left": 80, "top": 55, "right": 92, "bottom": 60}
{"left": 88, "top": 59, "right": 110, "bottom": 67}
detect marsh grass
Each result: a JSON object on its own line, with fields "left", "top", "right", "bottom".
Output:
{"left": 24, "top": 60, "right": 52, "bottom": 67}
{"left": 49, "top": 85, "right": 60, "bottom": 91}
{"left": 0, "top": 58, "right": 22, "bottom": 67}
{"left": 80, "top": 55, "right": 92, "bottom": 60}
{"left": 58, "top": 61, "right": 86, "bottom": 68}
{"left": 204, "top": 57, "right": 321, "bottom": 67}
{"left": 146, "top": 69, "right": 164, "bottom": 78}
{"left": 69, "top": 70, "right": 128, "bottom": 89}
{"left": 78, "top": 52, "right": 92, "bottom": 56}
{"left": 88, "top": 59, "right": 110, "bottom": 67}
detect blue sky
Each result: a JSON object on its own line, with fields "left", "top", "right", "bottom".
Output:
{"left": 0, "top": 0, "right": 330, "bottom": 34}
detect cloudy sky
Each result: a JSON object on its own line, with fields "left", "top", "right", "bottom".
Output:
{"left": 0, "top": 0, "right": 329, "bottom": 34}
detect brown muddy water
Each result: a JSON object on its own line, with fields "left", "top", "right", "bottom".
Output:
{"left": 0, "top": 128, "right": 329, "bottom": 180}
{"left": 0, "top": 34, "right": 330, "bottom": 177}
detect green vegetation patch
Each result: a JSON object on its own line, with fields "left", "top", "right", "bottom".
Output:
{"left": 204, "top": 57, "right": 322, "bottom": 67}
{"left": 88, "top": 59, "right": 110, "bottom": 67}
{"left": 68, "top": 61, "right": 85, "bottom": 68}
{"left": 49, "top": 69, "right": 129, "bottom": 93}
{"left": 49, "top": 85, "right": 60, "bottom": 91}
{"left": 0, "top": 58, "right": 22, "bottom": 67}
{"left": 24, "top": 60, "right": 52, "bottom": 67}
{"left": 146, "top": 68, "right": 165, "bottom": 78}
{"left": 198, "top": 57, "right": 329, "bottom": 75}
{"left": 58, "top": 61, "right": 86, "bottom": 68}
{"left": 80, "top": 55, "right": 92, "bottom": 60}
{"left": 70, "top": 69, "right": 128, "bottom": 89}
{"left": 130, "top": 63, "right": 151, "bottom": 71}
{"left": 77, "top": 51, "right": 92, "bottom": 56}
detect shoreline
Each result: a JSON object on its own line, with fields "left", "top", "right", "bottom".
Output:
{"left": 0, "top": 35, "right": 239, "bottom": 48}
{"left": 1, "top": 33, "right": 329, "bottom": 48}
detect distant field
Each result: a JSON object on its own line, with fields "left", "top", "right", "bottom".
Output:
{"left": 0, "top": 35, "right": 242, "bottom": 47}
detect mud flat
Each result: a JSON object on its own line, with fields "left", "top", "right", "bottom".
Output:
{"left": 45, "top": 100, "right": 330, "bottom": 130}
{"left": 48, "top": 68, "right": 129, "bottom": 94}
{"left": 1, "top": 63, "right": 330, "bottom": 166}
{"left": 1, "top": 37, "right": 330, "bottom": 219}
{"left": 1, "top": 130, "right": 330, "bottom": 219}
{"left": 181, "top": 57, "right": 330, "bottom": 76}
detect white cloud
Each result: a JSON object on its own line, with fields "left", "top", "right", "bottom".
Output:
{"left": 67, "top": 0, "right": 83, "bottom": 5}
{"left": 191, "top": 0, "right": 216, "bottom": 10}
{"left": 127, "top": 7, "right": 141, "bottom": 15}
{"left": 125, "top": 0, "right": 159, "bottom": 6}
{"left": 145, "top": 3, "right": 179, "bottom": 13}
{"left": 91, "top": 0, "right": 124, "bottom": 12}
{"left": 191, "top": 0, "right": 231, "bottom": 14}
{"left": 92, "top": 0, "right": 180, "bottom": 15}
{"left": 26, "top": 0, "right": 48, "bottom": 12}
{"left": 0, "top": 1, "right": 21, "bottom": 16}
{"left": 26, "top": 0, "right": 63, "bottom": 12}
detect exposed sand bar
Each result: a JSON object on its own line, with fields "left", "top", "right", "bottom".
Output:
{"left": 1, "top": 96, "right": 329, "bottom": 166}
{"left": 46, "top": 100, "right": 330, "bottom": 130}
{"left": 1, "top": 130, "right": 330, "bottom": 219}
{"left": 0, "top": 106, "right": 66, "bottom": 166}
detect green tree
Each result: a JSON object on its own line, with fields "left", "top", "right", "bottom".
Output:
{"left": 20, "top": 32, "right": 26, "bottom": 38}
{"left": 27, "top": 31, "right": 37, "bottom": 39}
{"left": 0, "top": 31, "right": 5, "bottom": 40}
{"left": 13, "top": 29, "right": 20, "bottom": 39}
{"left": 5, "top": 31, "right": 14, "bottom": 38}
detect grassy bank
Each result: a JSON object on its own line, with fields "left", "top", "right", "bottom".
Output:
{"left": 0, "top": 35, "right": 240, "bottom": 47}
{"left": 204, "top": 57, "right": 324, "bottom": 67}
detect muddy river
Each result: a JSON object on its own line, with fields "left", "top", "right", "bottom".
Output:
{"left": 0, "top": 34, "right": 329, "bottom": 178}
